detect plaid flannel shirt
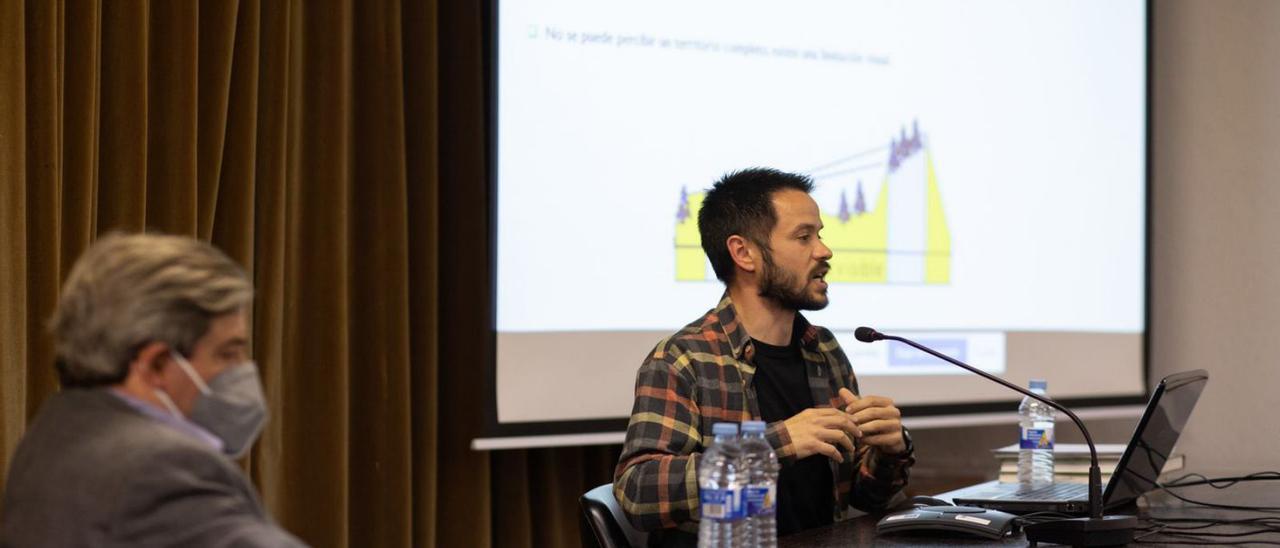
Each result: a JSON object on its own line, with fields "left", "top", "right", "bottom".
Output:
{"left": 613, "top": 292, "right": 914, "bottom": 535}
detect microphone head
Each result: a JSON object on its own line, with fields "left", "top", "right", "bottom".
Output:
{"left": 854, "top": 326, "right": 882, "bottom": 343}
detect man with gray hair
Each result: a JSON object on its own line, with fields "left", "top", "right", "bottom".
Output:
{"left": 0, "top": 233, "right": 306, "bottom": 547}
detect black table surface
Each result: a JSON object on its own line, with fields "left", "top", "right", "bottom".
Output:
{"left": 778, "top": 480, "right": 1279, "bottom": 547}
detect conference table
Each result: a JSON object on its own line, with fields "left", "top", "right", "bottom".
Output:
{"left": 778, "top": 480, "right": 1278, "bottom": 547}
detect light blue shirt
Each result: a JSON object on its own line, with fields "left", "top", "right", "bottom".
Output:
{"left": 110, "top": 388, "right": 224, "bottom": 453}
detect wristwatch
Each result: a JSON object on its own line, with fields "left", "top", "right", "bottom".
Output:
{"left": 897, "top": 425, "right": 915, "bottom": 457}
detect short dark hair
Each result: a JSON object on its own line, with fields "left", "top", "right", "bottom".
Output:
{"left": 697, "top": 167, "right": 815, "bottom": 283}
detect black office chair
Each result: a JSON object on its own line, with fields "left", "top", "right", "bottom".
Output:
{"left": 580, "top": 483, "right": 650, "bottom": 548}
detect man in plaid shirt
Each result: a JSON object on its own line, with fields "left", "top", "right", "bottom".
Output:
{"left": 614, "top": 168, "right": 915, "bottom": 545}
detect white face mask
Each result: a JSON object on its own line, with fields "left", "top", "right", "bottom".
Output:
{"left": 154, "top": 351, "right": 269, "bottom": 459}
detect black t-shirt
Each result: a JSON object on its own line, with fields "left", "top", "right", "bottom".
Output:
{"left": 751, "top": 335, "right": 835, "bottom": 536}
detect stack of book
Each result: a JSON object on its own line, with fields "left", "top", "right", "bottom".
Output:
{"left": 993, "top": 443, "right": 1185, "bottom": 484}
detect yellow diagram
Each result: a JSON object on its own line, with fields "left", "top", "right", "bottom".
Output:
{"left": 676, "top": 133, "right": 951, "bottom": 284}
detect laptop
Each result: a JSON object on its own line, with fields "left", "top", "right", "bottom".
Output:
{"left": 944, "top": 369, "right": 1209, "bottom": 514}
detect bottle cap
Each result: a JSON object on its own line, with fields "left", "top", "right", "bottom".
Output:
{"left": 712, "top": 422, "right": 739, "bottom": 436}
{"left": 741, "top": 421, "right": 766, "bottom": 434}
{"left": 1029, "top": 379, "right": 1047, "bottom": 391}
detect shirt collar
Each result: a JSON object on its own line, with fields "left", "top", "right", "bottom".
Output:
{"left": 713, "top": 291, "right": 822, "bottom": 361}
{"left": 110, "top": 388, "right": 225, "bottom": 453}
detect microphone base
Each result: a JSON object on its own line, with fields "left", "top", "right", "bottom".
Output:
{"left": 1023, "top": 515, "right": 1137, "bottom": 546}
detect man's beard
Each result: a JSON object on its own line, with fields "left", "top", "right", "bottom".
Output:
{"left": 758, "top": 251, "right": 830, "bottom": 311}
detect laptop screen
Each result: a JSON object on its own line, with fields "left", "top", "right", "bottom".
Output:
{"left": 1104, "top": 370, "right": 1208, "bottom": 506}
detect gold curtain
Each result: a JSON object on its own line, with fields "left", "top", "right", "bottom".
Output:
{"left": 0, "top": 1, "right": 619, "bottom": 546}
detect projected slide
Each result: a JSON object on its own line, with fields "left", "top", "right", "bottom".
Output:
{"left": 676, "top": 123, "right": 952, "bottom": 285}
{"left": 493, "top": 0, "right": 1148, "bottom": 431}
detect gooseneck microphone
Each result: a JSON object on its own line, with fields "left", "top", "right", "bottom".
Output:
{"left": 855, "top": 326, "right": 1137, "bottom": 546}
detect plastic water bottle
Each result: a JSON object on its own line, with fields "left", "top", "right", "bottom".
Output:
{"left": 740, "top": 421, "right": 778, "bottom": 548}
{"left": 698, "top": 422, "right": 744, "bottom": 547}
{"left": 1018, "top": 379, "right": 1055, "bottom": 485}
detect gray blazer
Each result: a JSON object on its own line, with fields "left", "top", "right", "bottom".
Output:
{"left": 0, "top": 388, "right": 306, "bottom": 547}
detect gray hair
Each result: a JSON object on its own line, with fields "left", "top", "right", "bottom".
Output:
{"left": 51, "top": 233, "right": 254, "bottom": 387}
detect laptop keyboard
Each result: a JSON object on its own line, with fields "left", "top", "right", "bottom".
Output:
{"left": 1004, "top": 482, "right": 1087, "bottom": 500}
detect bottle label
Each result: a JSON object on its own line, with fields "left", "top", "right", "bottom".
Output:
{"left": 743, "top": 484, "right": 776, "bottom": 517}
{"left": 1020, "top": 426, "right": 1054, "bottom": 450}
{"left": 700, "top": 487, "right": 742, "bottom": 521}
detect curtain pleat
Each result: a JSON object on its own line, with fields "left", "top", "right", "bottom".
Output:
{"left": 208, "top": 0, "right": 258, "bottom": 265}
{"left": 195, "top": 0, "right": 240, "bottom": 242}
{"left": 0, "top": 1, "right": 623, "bottom": 546}
{"left": 96, "top": 0, "right": 148, "bottom": 231}
{"left": 348, "top": 1, "right": 413, "bottom": 545}
{"left": 21, "top": 0, "right": 62, "bottom": 415}
{"left": 494, "top": 450, "right": 535, "bottom": 548}
{"left": 59, "top": 0, "right": 97, "bottom": 260}
{"left": 249, "top": 0, "right": 292, "bottom": 515}
{"left": 399, "top": 0, "right": 441, "bottom": 545}
{"left": 274, "top": 0, "right": 356, "bottom": 541}
{"left": 437, "top": 0, "right": 493, "bottom": 545}
{"left": 0, "top": 0, "right": 30, "bottom": 467}
{"left": 145, "top": 1, "right": 198, "bottom": 235}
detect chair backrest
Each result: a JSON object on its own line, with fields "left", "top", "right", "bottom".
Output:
{"left": 579, "top": 483, "right": 650, "bottom": 548}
